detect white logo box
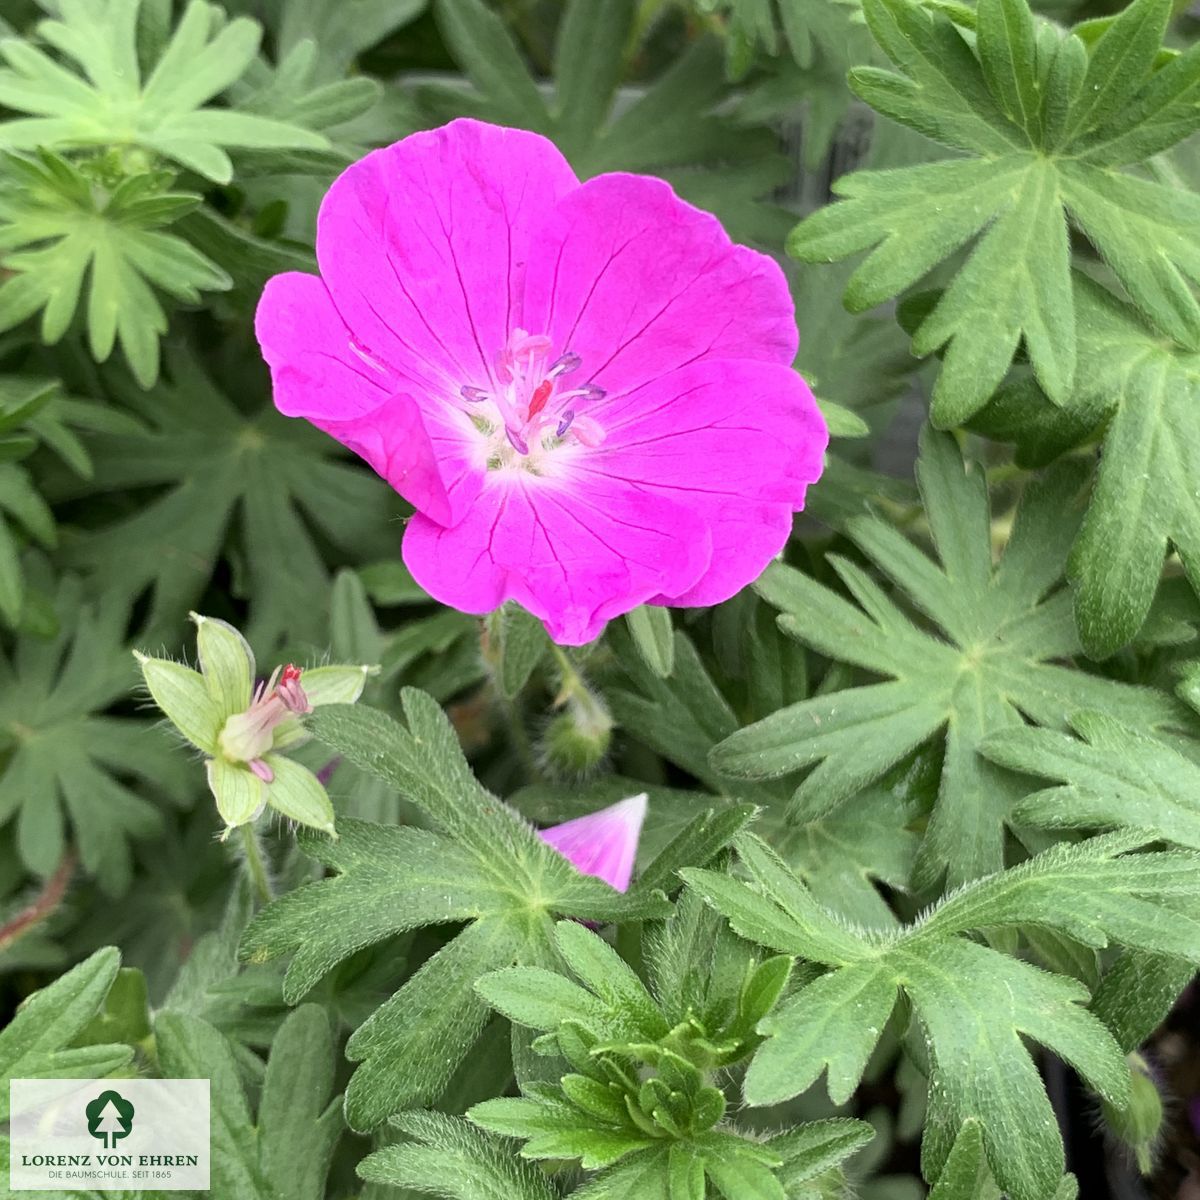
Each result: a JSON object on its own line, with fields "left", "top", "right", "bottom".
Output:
{"left": 9, "top": 1079, "right": 210, "bottom": 1192}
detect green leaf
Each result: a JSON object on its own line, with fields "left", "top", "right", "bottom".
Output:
{"left": 626, "top": 605, "right": 676, "bottom": 678}
{"left": 789, "top": 0, "right": 1200, "bottom": 419}
{"left": 343, "top": 917, "right": 531, "bottom": 1130}
{"left": 0, "top": 0, "right": 327, "bottom": 182}
{"left": 1062, "top": 277, "right": 1200, "bottom": 656}
{"left": 60, "top": 343, "right": 392, "bottom": 650}
{"left": 983, "top": 711, "right": 1200, "bottom": 850}
{"left": 749, "top": 959, "right": 898, "bottom": 1104}
{"left": 925, "top": 1121, "right": 992, "bottom": 1199}
{"left": 255, "top": 1005, "right": 344, "bottom": 1200}
{"left": 156, "top": 1006, "right": 341, "bottom": 1200}
{"left": 274, "top": 0, "right": 427, "bottom": 83}
{"left": 493, "top": 603, "right": 548, "bottom": 699}
{"left": 358, "top": 1111, "right": 558, "bottom": 1199}
{"left": 695, "top": 831, "right": 1200, "bottom": 1200}
{"left": 0, "top": 948, "right": 132, "bottom": 1118}
{"left": 428, "top": 0, "right": 794, "bottom": 246}
{"left": 238, "top": 820, "right": 515, "bottom": 1002}
{"left": 0, "top": 153, "right": 230, "bottom": 386}
{"left": 0, "top": 578, "right": 187, "bottom": 893}
{"left": 712, "top": 427, "right": 1191, "bottom": 887}
{"left": 606, "top": 624, "right": 782, "bottom": 804}
{"left": 768, "top": 1118, "right": 877, "bottom": 1190}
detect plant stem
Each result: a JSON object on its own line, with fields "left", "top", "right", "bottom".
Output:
{"left": 0, "top": 848, "right": 77, "bottom": 956}
{"left": 548, "top": 643, "right": 609, "bottom": 725}
{"left": 239, "top": 824, "right": 273, "bottom": 905}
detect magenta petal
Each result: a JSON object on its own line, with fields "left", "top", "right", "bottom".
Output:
{"left": 538, "top": 793, "right": 648, "bottom": 892}
{"left": 316, "top": 118, "right": 579, "bottom": 393}
{"left": 523, "top": 172, "right": 798, "bottom": 400}
{"left": 255, "top": 272, "right": 479, "bottom": 526}
{"left": 586, "top": 358, "right": 829, "bottom": 608}
{"left": 402, "top": 472, "right": 711, "bottom": 645}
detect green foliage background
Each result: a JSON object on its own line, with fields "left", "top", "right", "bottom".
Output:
{"left": 1, "top": 0, "right": 1199, "bottom": 1197}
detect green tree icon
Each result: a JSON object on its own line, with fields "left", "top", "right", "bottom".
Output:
{"left": 85, "top": 1090, "right": 135, "bottom": 1150}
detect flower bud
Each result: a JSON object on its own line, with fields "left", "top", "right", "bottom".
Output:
{"left": 541, "top": 692, "right": 612, "bottom": 778}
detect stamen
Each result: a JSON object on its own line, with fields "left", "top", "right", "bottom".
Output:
{"left": 559, "top": 384, "right": 606, "bottom": 404}
{"left": 549, "top": 351, "right": 582, "bottom": 377}
{"left": 464, "top": 335, "right": 606, "bottom": 463}
{"left": 249, "top": 758, "right": 274, "bottom": 783}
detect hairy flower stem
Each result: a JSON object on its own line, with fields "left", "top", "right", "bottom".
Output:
{"left": 548, "top": 643, "right": 609, "bottom": 727}
{"left": 239, "top": 823, "right": 273, "bottom": 905}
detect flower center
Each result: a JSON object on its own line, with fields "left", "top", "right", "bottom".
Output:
{"left": 460, "top": 330, "right": 607, "bottom": 468}
{"left": 217, "top": 663, "right": 312, "bottom": 779}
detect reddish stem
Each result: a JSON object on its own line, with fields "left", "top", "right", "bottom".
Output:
{"left": 0, "top": 849, "right": 77, "bottom": 956}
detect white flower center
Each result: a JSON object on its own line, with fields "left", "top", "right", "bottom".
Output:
{"left": 460, "top": 330, "right": 607, "bottom": 470}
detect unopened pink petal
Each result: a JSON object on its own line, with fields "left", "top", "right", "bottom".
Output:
{"left": 316, "top": 118, "right": 579, "bottom": 396}
{"left": 402, "top": 473, "right": 711, "bottom": 644}
{"left": 538, "top": 793, "right": 648, "bottom": 892}
{"left": 255, "top": 272, "right": 481, "bottom": 526}
{"left": 582, "top": 358, "right": 828, "bottom": 607}
{"left": 523, "top": 172, "right": 798, "bottom": 401}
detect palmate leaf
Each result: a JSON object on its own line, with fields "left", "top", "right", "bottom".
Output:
{"left": 0, "top": 153, "right": 231, "bottom": 387}
{"left": 789, "top": 0, "right": 1200, "bottom": 423}
{"left": 710, "top": 427, "right": 1192, "bottom": 888}
{"left": 0, "top": 0, "right": 326, "bottom": 183}
{"left": 427, "top": 0, "right": 794, "bottom": 246}
{"left": 684, "top": 829, "right": 1200, "bottom": 1200}
{"left": 54, "top": 343, "right": 393, "bottom": 651}
{"left": 239, "top": 692, "right": 680, "bottom": 1130}
{"left": 0, "top": 578, "right": 189, "bottom": 894}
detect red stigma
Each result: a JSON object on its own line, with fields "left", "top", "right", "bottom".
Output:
{"left": 280, "top": 664, "right": 302, "bottom": 684}
{"left": 528, "top": 380, "right": 553, "bottom": 418}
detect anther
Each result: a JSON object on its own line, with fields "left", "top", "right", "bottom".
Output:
{"left": 461, "top": 386, "right": 490, "bottom": 403}
{"left": 557, "top": 410, "right": 575, "bottom": 437}
{"left": 549, "top": 351, "right": 582, "bottom": 377}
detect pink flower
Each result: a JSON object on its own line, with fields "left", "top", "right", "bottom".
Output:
{"left": 256, "top": 119, "right": 827, "bottom": 644}
{"left": 537, "top": 793, "right": 649, "bottom": 893}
